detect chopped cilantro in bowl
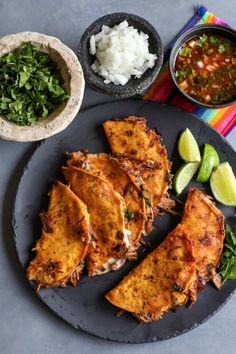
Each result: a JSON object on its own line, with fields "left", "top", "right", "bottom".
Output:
{"left": 0, "top": 42, "right": 70, "bottom": 125}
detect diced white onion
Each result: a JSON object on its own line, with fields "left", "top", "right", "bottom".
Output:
{"left": 123, "top": 228, "right": 132, "bottom": 248}
{"left": 89, "top": 35, "right": 96, "bottom": 55}
{"left": 89, "top": 20, "right": 157, "bottom": 85}
{"left": 94, "top": 32, "right": 104, "bottom": 43}
{"left": 197, "top": 60, "right": 204, "bottom": 68}
{"left": 188, "top": 40, "right": 196, "bottom": 48}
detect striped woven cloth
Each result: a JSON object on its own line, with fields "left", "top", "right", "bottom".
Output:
{"left": 144, "top": 5, "right": 236, "bottom": 138}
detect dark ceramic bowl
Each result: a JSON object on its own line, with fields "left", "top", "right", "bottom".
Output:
{"left": 169, "top": 24, "right": 236, "bottom": 108}
{"left": 78, "top": 13, "right": 164, "bottom": 97}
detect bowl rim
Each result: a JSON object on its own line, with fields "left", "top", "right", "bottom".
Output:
{"left": 0, "top": 31, "right": 85, "bottom": 142}
{"left": 78, "top": 12, "right": 164, "bottom": 97}
{"left": 169, "top": 24, "right": 236, "bottom": 109}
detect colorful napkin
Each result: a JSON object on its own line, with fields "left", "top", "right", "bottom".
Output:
{"left": 144, "top": 5, "right": 236, "bottom": 138}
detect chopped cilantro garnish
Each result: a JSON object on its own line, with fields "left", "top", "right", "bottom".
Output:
{"left": 144, "top": 196, "right": 152, "bottom": 206}
{"left": 0, "top": 42, "right": 69, "bottom": 125}
{"left": 175, "top": 69, "right": 187, "bottom": 79}
{"left": 197, "top": 34, "right": 207, "bottom": 46}
{"left": 171, "top": 299, "right": 179, "bottom": 309}
{"left": 212, "top": 93, "right": 219, "bottom": 102}
{"left": 218, "top": 44, "right": 226, "bottom": 54}
{"left": 139, "top": 191, "right": 152, "bottom": 206}
{"left": 209, "top": 35, "right": 219, "bottom": 45}
{"left": 179, "top": 47, "right": 192, "bottom": 57}
{"left": 172, "top": 283, "right": 184, "bottom": 292}
{"left": 124, "top": 208, "right": 134, "bottom": 221}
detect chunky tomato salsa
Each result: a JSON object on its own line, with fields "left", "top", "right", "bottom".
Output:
{"left": 174, "top": 34, "right": 236, "bottom": 105}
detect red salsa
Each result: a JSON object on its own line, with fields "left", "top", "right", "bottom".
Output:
{"left": 174, "top": 34, "right": 236, "bottom": 104}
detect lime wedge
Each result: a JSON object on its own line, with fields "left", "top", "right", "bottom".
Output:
{"left": 210, "top": 162, "right": 236, "bottom": 206}
{"left": 196, "top": 144, "right": 220, "bottom": 182}
{"left": 173, "top": 162, "right": 200, "bottom": 195}
{"left": 178, "top": 128, "right": 201, "bottom": 162}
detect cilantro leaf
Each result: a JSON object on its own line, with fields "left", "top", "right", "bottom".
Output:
{"left": 124, "top": 208, "right": 134, "bottom": 221}
{"left": 172, "top": 283, "right": 184, "bottom": 292}
{"left": 218, "top": 45, "right": 226, "bottom": 54}
{"left": 144, "top": 196, "right": 152, "bottom": 206}
{"left": 209, "top": 35, "right": 219, "bottom": 45}
{"left": 179, "top": 47, "right": 192, "bottom": 57}
{"left": 196, "top": 34, "right": 207, "bottom": 46}
{"left": 219, "top": 224, "right": 236, "bottom": 284}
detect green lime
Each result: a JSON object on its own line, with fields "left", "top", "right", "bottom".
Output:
{"left": 196, "top": 144, "right": 220, "bottom": 182}
{"left": 210, "top": 162, "right": 236, "bottom": 206}
{"left": 173, "top": 162, "right": 200, "bottom": 195}
{"left": 178, "top": 128, "right": 201, "bottom": 162}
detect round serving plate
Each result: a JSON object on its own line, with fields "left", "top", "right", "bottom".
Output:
{"left": 13, "top": 99, "right": 236, "bottom": 343}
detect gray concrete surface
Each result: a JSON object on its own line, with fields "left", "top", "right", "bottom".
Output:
{"left": 0, "top": 1, "right": 236, "bottom": 353}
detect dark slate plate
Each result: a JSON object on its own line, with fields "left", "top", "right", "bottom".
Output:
{"left": 13, "top": 100, "right": 236, "bottom": 343}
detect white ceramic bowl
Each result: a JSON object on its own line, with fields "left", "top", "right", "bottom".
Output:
{"left": 0, "top": 32, "right": 85, "bottom": 142}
